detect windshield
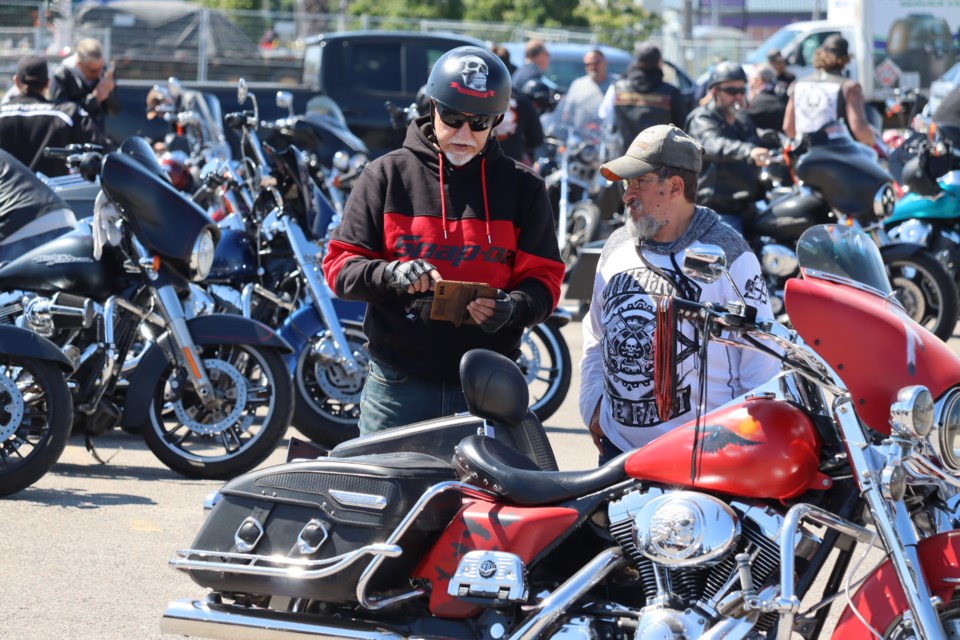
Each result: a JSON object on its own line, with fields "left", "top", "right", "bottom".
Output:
{"left": 796, "top": 225, "right": 892, "bottom": 296}
{"left": 542, "top": 92, "right": 608, "bottom": 138}
{"left": 746, "top": 28, "right": 801, "bottom": 64}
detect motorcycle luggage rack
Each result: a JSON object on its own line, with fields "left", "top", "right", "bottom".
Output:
{"left": 171, "top": 481, "right": 498, "bottom": 610}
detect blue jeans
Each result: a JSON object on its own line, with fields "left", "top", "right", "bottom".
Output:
{"left": 358, "top": 358, "right": 470, "bottom": 435}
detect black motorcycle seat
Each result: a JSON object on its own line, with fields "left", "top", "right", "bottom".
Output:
{"left": 453, "top": 434, "right": 628, "bottom": 506}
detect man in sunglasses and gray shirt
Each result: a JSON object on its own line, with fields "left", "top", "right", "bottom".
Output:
{"left": 323, "top": 46, "right": 564, "bottom": 435}
{"left": 685, "top": 62, "right": 771, "bottom": 231}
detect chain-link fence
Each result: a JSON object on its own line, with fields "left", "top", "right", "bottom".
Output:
{"left": 0, "top": 2, "right": 602, "bottom": 89}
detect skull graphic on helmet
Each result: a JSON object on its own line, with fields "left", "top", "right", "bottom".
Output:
{"left": 460, "top": 56, "right": 489, "bottom": 92}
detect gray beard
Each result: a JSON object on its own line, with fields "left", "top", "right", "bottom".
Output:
{"left": 628, "top": 214, "right": 667, "bottom": 241}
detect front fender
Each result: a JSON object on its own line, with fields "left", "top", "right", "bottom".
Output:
{"left": 832, "top": 530, "right": 960, "bottom": 638}
{"left": 121, "top": 314, "right": 292, "bottom": 427}
{"left": 0, "top": 325, "right": 73, "bottom": 372}
{"left": 880, "top": 241, "right": 926, "bottom": 262}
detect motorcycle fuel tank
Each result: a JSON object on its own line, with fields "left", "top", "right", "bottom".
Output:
{"left": 0, "top": 227, "right": 125, "bottom": 300}
{"left": 746, "top": 191, "right": 830, "bottom": 242}
{"left": 625, "top": 398, "right": 829, "bottom": 500}
{"left": 888, "top": 182, "right": 960, "bottom": 223}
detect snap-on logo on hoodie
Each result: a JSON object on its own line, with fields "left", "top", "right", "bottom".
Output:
{"left": 449, "top": 56, "right": 496, "bottom": 98}
{"left": 393, "top": 234, "right": 514, "bottom": 267}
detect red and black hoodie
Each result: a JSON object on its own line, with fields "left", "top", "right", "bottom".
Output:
{"left": 323, "top": 115, "right": 564, "bottom": 382}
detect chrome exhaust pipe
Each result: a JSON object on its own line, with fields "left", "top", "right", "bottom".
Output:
{"left": 161, "top": 598, "right": 403, "bottom": 640}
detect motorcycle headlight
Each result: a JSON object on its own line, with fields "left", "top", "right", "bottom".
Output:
{"left": 577, "top": 143, "right": 598, "bottom": 166}
{"left": 931, "top": 388, "right": 960, "bottom": 472}
{"left": 873, "top": 183, "right": 896, "bottom": 219}
{"left": 890, "top": 385, "right": 934, "bottom": 438}
{"left": 189, "top": 228, "right": 216, "bottom": 281}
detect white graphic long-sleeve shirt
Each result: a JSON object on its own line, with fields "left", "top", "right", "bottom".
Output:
{"left": 579, "top": 207, "right": 781, "bottom": 453}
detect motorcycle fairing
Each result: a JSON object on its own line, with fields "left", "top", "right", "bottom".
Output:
{"left": 207, "top": 228, "right": 258, "bottom": 283}
{"left": 624, "top": 399, "right": 828, "bottom": 500}
{"left": 412, "top": 499, "right": 578, "bottom": 618}
{"left": 794, "top": 143, "right": 893, "bottom": 221}
{"left": 786, "top": 277, "right": 960, "bottom": 435}
{"left": 100, "top": 152, "right": 220, "bottom": 264}
{"left": 831, "top": 530, "right": 960, "bottom": 638}
{"left": 888, "top": 183, "right": 960, "bottom": 222}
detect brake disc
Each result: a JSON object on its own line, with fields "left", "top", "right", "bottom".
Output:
{"left": 0, "top": 369, "right": 24, "bottom": 442}
{"left": 172, "top": 358, "right": 247, "bottom": 436}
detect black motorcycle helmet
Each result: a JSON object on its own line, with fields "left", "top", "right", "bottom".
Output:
{"left": 425, "top": 46, "right": 511, "bottom": 116}
{"left": 520, "top": 78, "right": 562, "bottom": 114}
{"left": 708, "top": 61, "right": 747, "bottom": 89}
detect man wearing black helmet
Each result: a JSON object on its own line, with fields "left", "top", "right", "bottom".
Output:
{"left": 685, "top": 61, "right": 769, "bottom": 230}
{"left": 783, "top": 35, "right": 875, "bottom": 147}
{"left": 323, "top": 46, "right": 565, "bottom": 434}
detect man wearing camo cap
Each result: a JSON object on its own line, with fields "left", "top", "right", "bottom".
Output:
{"left": 579, "top": 124, "right": 780, "bottom": 464}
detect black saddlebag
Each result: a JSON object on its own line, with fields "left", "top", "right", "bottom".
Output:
{"left": 176, "top": 452, "right": 459, "bottom": 603}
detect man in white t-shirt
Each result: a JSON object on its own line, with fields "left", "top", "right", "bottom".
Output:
{"left": 579, "top": 125, "right": 781, "bottom": 464}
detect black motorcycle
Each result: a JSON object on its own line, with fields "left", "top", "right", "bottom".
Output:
{"left": 0, "top": 137, "right": 294, "bottom": 479}
{"left": 0, "top": 325, "right": 73, "bottom": 495}
{"left": 746, "top": 122, "right": 959, "bottom": 341}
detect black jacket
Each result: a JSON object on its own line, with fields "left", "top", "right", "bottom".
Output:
{"left": 0, "top": 149, "right": 71, "bottom": 239}
{"left": 686, "top": 103, "right": 763, "bottom": 214}
{"left": 322, "top": 116, "right": 564, "bottom": 382}
{"left": 0, "top": 93, "right": 94, "bottom": 176}
{"left": 747, "top": 86, "right": 788, "bottom": 133}
{"left": 612, "top": 66, "right": 688, "bottom": 155}
{"left": 494, "top": 89, "right": 544, "bottom": 163}
{"left": 49, "top": 62, "right": 120, "bottom": 143}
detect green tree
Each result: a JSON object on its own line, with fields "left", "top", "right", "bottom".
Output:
{"left": 199, "top": 0, "right": 260, "bottom": 9}
{"left": 463, "top": 0, "right": 584, "bottom": 27}
{"left": 346, "top": 0, "right": 464, "bottom": 20}
{"left": 574, "top": 0, "right": 662, "bottom": 51}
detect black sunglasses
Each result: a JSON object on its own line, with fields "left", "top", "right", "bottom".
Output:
{"left": 435, "top": 104, "right": 497, "bottom": 132}
{"left": 718, "top": 86, "right": 747, "bottom": 96}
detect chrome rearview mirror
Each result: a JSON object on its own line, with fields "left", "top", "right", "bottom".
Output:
{"left": 167, "top": 77, "right": 183, "bottom": 99}
{"left": 682, "top": 245, "right": 726, "bottom": 284}
{"left": 237, "top": 78, "right": 248, "bottom": 105}
{"left": 276, "top": 91, "right": 294, "bottom": 117}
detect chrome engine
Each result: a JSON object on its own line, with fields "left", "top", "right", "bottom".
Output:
{"left": 608, "top": 488, "right": 792, "bottom": 636}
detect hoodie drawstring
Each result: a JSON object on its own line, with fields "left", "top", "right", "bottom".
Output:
{"left": 437, "top": 152, "right": 493, "bottom": 244}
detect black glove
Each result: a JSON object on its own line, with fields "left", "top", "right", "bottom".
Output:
{"left": 384, "top": 259, "right": 436, "bottom": 294}
{"left": 478, "top": 290, "right": 516, "bottom": 333}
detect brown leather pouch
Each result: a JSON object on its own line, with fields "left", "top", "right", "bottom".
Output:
{"left": 430, "top": 280, "right": 498, "bottom": 326}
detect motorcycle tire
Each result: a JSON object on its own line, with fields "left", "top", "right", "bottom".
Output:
{"left": 0, "top": 357, "right": 72, "bottom": 496}
{"left": 291, "top": 323, "right": 366, "bottom": 447}
{"left": 886, "top": 252, "right": 960, "bottom": 342}
{"left": 561, "top": 201, "right": 602, "bottom": 271}
{"left": 141, "top": 343, "right": 293, "bottom": 480}
{"left": 520, "top": 321, "right": 572, "bottom": 423}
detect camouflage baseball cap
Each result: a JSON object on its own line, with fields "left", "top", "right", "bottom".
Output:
{"left": 600, "top": 124, "right": 703, "bottom": 181}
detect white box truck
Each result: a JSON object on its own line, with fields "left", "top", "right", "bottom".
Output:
{"left": 746, "top": 0, "right": 960, "bottom": 107}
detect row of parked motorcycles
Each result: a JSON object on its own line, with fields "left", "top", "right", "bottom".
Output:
{"left": 0, "top": 78, "right": 574, "bottom": 496}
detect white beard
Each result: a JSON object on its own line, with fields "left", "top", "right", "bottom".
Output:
{"left": 627, "top": 204, "right": 666, "bottom": 241}
{"left": 445, "top": 148, "right": 476, "bottom": 167}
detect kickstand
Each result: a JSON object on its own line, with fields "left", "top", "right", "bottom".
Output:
{"left": 85, "top": 433, "right": 120, "bottom": 464}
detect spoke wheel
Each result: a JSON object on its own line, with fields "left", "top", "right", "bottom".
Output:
{"left": 0, "top": 358, "right": 72, "bottom": 496}
{"left": 518, "top": 322, "right": 571, "bottom": 422}
{"left": 142, "top": 343, "right": 293, "bottom": 479}
{"left": 291, "top": 324, "right": 367, "bottom": 446}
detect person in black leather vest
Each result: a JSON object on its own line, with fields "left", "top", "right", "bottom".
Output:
{"left": 783, "top": 35, "right": 874, "bottom": 147}
{"left": 599, "top": 44, "right": 687, "bottom": 156}
{"left": 685, "top": 62, "right": 769, "bottom": 230}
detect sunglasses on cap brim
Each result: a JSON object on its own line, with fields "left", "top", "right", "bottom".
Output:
{"left": 434, "top": 103, "right": 500, "bottom": 132}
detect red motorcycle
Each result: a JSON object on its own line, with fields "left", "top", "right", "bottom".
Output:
{"left": 161, "top": 224, "right": 960, "bottom": 639}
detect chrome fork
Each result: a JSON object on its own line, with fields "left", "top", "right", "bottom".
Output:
{"left": 152, "top": 284, "right": 218, "bottom": 409}
{"left": 281, "top": 217, "right": 360, "bottom": 376}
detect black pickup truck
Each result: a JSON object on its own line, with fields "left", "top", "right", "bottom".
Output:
{"left": 106, "top": 30, "right": 484, "bottom": 157}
